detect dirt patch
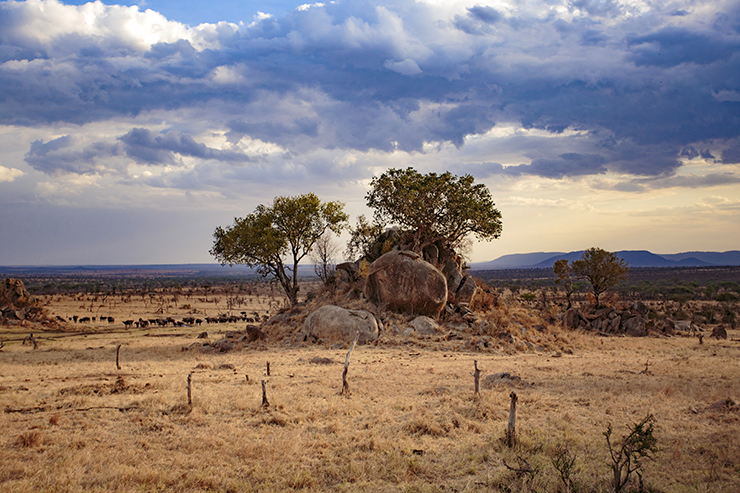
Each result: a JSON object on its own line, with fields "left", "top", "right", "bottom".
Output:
{"left": 58, "top": 376, "right": 150, "bottom": 396}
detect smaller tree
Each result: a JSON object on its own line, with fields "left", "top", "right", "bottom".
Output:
{"left": 554, "top": 259, "right": 576, "bottom": 309}
{"left": 310, "top": 231, "right": 341, "bottom": 285}
{"left": 570, "top": 247, "right": 628, "bottom": 308}
{"left": 210, "top": 193, "right": 348, "bottom": 306}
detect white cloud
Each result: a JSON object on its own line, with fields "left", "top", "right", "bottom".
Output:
{"left": 383, "top": 58, "right": 422, "bottom": 75}
{"left": 1, "top": 0, "right": 193, "bottom": 52}
{"left": 0, "top": 166, "right": 24, "bottom": 182}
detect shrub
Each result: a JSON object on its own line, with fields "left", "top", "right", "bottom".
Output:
{"left": 604, "top": 414, "right": 659, "bottom": 493}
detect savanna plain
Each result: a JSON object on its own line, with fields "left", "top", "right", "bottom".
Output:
{"left": 1, "top": 278, "right": 739, "bottom": 492}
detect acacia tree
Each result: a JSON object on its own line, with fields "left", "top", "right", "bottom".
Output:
{"left": 365, "top": 167, "right": 502, "bottom": 252}
{"left": 210, "top": 193, "right": 348, "bottom": 306}
{"left": 569, "top": 247, "right": 629, "bottom": 308}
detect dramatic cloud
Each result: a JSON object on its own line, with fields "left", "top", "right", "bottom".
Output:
{"left": 1, "top": 0, "right": 740, "bottom": 263}
{"left": 119, "top": 128, "right": 255, "bottom": 165}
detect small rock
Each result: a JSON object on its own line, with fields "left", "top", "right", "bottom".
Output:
{"left": 710, "top": 325, "right": 728, "bottom": 340}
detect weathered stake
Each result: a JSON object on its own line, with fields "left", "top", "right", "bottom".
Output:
{"left": 261, "top": 380, "right": 269, "bottom": 408}
{"left": 266, "top": 361, "right": 271, "bottom": 376}
{"left": 116, "top": 344, "right": 122, "bottom": 370}
{"left": 341, "top": 331, "right": 360, "bottom": 396}
{"left": 506, "top": 391, "right": 518, "bottom": 447}
{"left": 472, "top": 360, "right": 481, "bottom": 395}
{"left": 187, "top": 372, "right": 193, "bottom": 407}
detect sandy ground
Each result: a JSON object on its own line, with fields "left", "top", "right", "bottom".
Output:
{"left": 1, "top": 295, "right": 739, "bottom": 493}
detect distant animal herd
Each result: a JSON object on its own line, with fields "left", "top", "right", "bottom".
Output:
{"left": 63, "top": 311, "right": 267, "bottom": 328}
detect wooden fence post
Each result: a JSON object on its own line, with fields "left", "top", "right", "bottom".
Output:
{"left": 187, "top": 372, "right": 193, "bottom": 407}
{"left": 261, "top": 380, "right": 269, "bottom": 408}
{"left": 473, "top": 360, "right": 481, "bottom": 395}
{"left": 506, "top": 391, "right": 518, "bottom": 447}
{"left": 341, "top": 331, "right": 360, "bottom": 396}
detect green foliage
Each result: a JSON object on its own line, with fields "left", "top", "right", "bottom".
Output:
{"left": 717, "top": 292, "right": 739, "bottom": 302}
{"left": 569, "top": 248, "right": 629, "bottom": 308}
{"left": 344, "top": 215, "right": 387, "bottom": 262}
{"left": 210, "top": 193, "right": 348, "bottom": 305}
{"left": 365, "top": 167, "right": 502, "bottom": 251}
{"left": 604, "top": 414, "right": 659, "bottom": 493}
{"left": 520, "top": 293, "right": 537, "bottom": 302}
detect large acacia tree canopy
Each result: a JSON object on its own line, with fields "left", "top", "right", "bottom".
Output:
{"left": 366, "top": 167, "right": 502, "bottom": 248}
{"left": 210, "top": 193, "right": 347, "bottom": 305}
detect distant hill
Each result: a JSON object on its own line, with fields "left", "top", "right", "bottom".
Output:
{"left": 470, "top": 250, "right": 740, "bottom": 270}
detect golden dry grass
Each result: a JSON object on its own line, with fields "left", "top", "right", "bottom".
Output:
{"left": 1, "top": 290, "right": 739, "bottom": 492}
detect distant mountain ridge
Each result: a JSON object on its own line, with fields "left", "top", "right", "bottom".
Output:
{"left": 471, "top": 250, "right": 740, "bottom": 270}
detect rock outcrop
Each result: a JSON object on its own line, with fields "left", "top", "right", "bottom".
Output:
{"left": 364, "top": 250, "right": 447, "bottom": 318}
{"left": 299, "top": 305, "right": 380, "bottom": 344}
{"left": 562, "top": 302, "right": 704, "bottom": 337}
{"left": 1, "top": 278, "right": 47, "bottom": 325}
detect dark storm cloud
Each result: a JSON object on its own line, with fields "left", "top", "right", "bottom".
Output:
{"left": 599, "top": 173, "right": 740, "bottom": 192}
{"left": 721, "top": 142, "right": 740, "bottom": 164}
{"left": 119, "top": 128, "right": 254, "bottom": 165}
{"left": 25, "top": 136, "right": 124, "bottom": 175}
{"left": 504, "top": 153, "right": 608, "bottom": 179}
{"left": 24, "top": 129, "right": 255, "bottom": 176}
{"left": 628, "top": 27, "right": 740, "bottom": 67}
{"left": 453, "top": 5, "right": 502, "bottom": 35}
{"left": 2, "top": 0, "right": 740, "bottom": 182}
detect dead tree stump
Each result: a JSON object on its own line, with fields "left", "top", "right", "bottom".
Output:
{"left": 261, "top": 380, "right": 269, "bottom": 408}
{"left": 116, "top": 344, "right": 122, "bottom": 370}
{"left": 341, "top": 331, "right": 360, "bottom": 396}
{"left": 506, "top": 391, "right": 518, "bottom": 447}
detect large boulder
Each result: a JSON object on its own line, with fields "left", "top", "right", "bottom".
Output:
{"left": 300, "top": 305, "right": 380, "bottom": 344}
{"left": 364, "top": 250, "right": 447, "bottom": 318}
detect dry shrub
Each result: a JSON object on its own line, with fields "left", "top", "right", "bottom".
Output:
{"left": 403, "top": 412, "right": 451, "bottom": 436}
{"left": 15, "top": 430, "right": 43, "bottom": 448}
{"left": 470, "top": 278, "right": 498, "bottom": 312}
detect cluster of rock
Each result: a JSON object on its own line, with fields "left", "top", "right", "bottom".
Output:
{"left": 562, "top": 301, "right": 718, "bottom": 337}
{"left": 0, "top": 278, "right": 47, "bottom": 325}
{"left": 337, "top": 241, "right": 477, "bottom": 319}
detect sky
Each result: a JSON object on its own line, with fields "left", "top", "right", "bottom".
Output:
{"left": 1, "top": 0, "right": 739, "bottom": 266}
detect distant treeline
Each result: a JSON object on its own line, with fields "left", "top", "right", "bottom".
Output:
{"left": 472, "top": 266, "right": 740, "bottom": 302}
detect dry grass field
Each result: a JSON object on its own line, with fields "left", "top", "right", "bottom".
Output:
{"left": 1, "top": 286, "right": 739, "bottom": 492}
